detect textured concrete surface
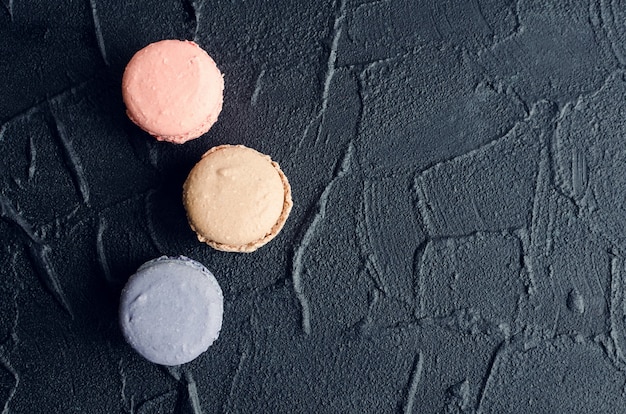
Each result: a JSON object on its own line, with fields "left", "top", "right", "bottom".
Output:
{"left": 1, "top": 0, "right": 626, "bottom": 413}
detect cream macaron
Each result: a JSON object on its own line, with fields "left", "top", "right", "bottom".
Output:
{"left": 122, "top": 39, "right": 224, "bottom": 144}
{"left": 183, "top": 145, "right": 292, "bottom": 252}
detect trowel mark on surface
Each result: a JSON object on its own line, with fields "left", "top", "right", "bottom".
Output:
{"left": 571, "top": 148, "right": 588, "bottom": 201}
{"left": 414, "top": 104, "right": 546, "bottom": 238}
{"left": 183, "top": 371, "right": 203, "bottom": 414}
{"left": 360, "top": 254, "right": 388, "bottom": 297}
{"left": 0, "top": 252, "right": 20, "bottom": 351}
{"left": 412, "top": 239, "right": 429, "bottom": 319}
{"left": 479, "top": 336, "right": 626, "bottom": 413}
{"left": 525, "top": 167, "right": 612, "bottom": 339}
{"left": 134, "top": 390, "right": 177, "bottom": 414}
{"left": 402, "top": 352, "right": 424, "bottom": 414}
{"left": 0, "top": 354, "right": 19, "bottom": 414}
{"left": 47, "top": 106, "right": 90, "bottom": 206}
{"left": 343, "top": 0, "right": 517, "bottom": 65}
{"left": 528, "top": 144, "right": 551, "bottom": 269}
{"left": 28, "top": 243, "right": 73, "bottom": 318}
{"left": 590, "top": 0, "right": 626, "bottom": 65}
{"left": 0, "top": 194, "right": 73, "bottom": 317}
{"left": 297, "top": 0, "right": 347, "bottom": 150}
{"left": 475, "top": 340, "right": 506, "bottom": 413}
{"left": 223, "top": 339, "right": 252, "bottom": 413}
{"left": 117, "top": 359, "right": 133, "bottom": 413}
{"left": 1, "top": 0, "right": 13, "bottom": 22}
{"left": 609, "top": 253, "right": 626, "bottom": 364}
{"left": 0, "top": 194, "right": 39, "bottom": 243}
{"left": 478, "top": 0, "right": 617, "bottom": 105}
{"left": 96, "top": 217, "right": 113, "bottom": 285}
{"left": 250, "top": 68, "right": 265, "bottom": 106}
{"left": 291, "top": 142, "right": 354, "bottom": 335}
{"left": 355, "top": 40, "right": 530, "bottom": 176}
{"left": 419, "top": 231, "right": 525, "bottom": 328}
{"left": 319, "top": 0, "right": 345, "bottom": 116}
{"left": 361, "top": 177, "right": 425, "bottom": 305}
{"left": 554, "top": 71, "right": 626, "bottom": 246}
{"left": 88, "top": 0, "right": 109, "bottom": 66}
{"left": 27, "top": 133, "right": 36, "bottom": 181}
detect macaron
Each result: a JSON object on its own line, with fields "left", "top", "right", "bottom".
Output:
{"left": 119, "top": 256, "right": 223, "bottom": 366}
{"left": 122, "top": 39, "right": 224, "bottom": 144}
{"left": 183, "top": 144, "right": 293, "bottom": 253}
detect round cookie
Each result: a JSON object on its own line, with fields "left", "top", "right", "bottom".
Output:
{"left": 183, "top": 145, "right": 292, "bottom": 252}
{"left": 122, "top": 39, "right": 224, "bottom": 144}
{"left": 119, "top": 256, "right": 223, "bottom": 366}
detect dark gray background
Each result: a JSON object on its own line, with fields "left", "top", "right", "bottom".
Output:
{"left": 1, "top": 0, "right": 626, "bottom": 413}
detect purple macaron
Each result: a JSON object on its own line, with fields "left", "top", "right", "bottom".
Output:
{"left": 119, "top": 256, "right": 224, "bottom": 366}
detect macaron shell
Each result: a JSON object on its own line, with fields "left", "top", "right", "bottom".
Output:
{"left": 122, "top": 40, "right": 224, "bottom": 143}
{"left": 183, "top": 145, "right": 293, "bottom": 252}
{"left": 119, "top": 256, "right": 223, "bottom": 366}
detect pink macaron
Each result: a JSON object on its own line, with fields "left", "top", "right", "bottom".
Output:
{"left": 122, "top": 39, "right": 224, "bottom": 144}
